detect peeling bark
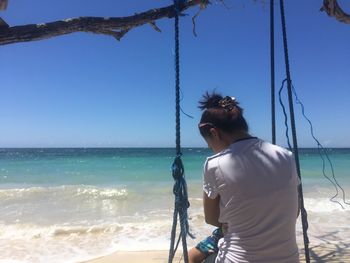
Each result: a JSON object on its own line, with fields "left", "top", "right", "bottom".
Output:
{"left": 321, "top": 0, "right": 350, "bottom": 24}
{"left": 0, "top": 0, "right": 209, "bottom": 46}
{"left": 0, "top": 0, "right": 8, "bottom": 10}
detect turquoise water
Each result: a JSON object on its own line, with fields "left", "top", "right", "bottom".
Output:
{"left": 0, "top": 148, "right": 207, "bottom": 186}
{"left": 1, "top": 148, "right": 349, "bottom": 185}
{"left": 0, "top": 147, "right": 349, "bottom": 262}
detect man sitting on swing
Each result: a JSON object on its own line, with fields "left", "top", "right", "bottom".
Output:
{"left": 189, "top": 91, "right": 300, "bottom": 263}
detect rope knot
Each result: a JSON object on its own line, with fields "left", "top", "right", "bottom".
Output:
{"left": 172, "top": 154, "right": 184, "bottom": 180}
{"left": 174, "top": 0, "right": 187, "bottom": 16}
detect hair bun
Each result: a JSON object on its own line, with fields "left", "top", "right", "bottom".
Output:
{"left": 219, "top": 96, "right": 237, "bottom": 112}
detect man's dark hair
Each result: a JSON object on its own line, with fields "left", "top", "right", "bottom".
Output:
{"left": 198, "top": 91, "right": 248, "bottom": 138}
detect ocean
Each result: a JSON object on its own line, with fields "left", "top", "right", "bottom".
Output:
{"left": 0, "top": 147, "right": 349, "bottom": 263}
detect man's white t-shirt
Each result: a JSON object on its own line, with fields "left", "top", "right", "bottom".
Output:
{"left": 203, "top": 138, "right": 300, "bottom": 263}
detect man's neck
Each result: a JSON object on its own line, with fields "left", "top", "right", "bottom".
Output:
{"left": 215, "top": 131, "right": 252, "bottom": 153}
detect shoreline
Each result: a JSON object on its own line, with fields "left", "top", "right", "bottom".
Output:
{"left": 83, "top": 241, "right": 350, "bottom": 263}
{"left": 81, "top": 250, "right": 181, "bottom": 263}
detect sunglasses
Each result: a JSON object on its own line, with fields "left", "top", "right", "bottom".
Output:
{"left": 198, "top": 122, "right": 215, "bottom": 129}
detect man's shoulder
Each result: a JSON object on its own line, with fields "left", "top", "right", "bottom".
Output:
{"left": 259, "top": 140, "right": 293, "bottom": 157}
{"left": 206, "top": 147, "right": 232, "bottom": 163}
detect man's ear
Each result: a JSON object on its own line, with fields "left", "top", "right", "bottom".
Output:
{"left": 209, "top": 127, "right": 218, "bottom": 138}
{"left": 210, "top": 127, "right": 223, "bottom": 140}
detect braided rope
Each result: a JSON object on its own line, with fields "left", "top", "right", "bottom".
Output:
{"left": 168, "top": 1, "right": 193, "bottom": 262}
{"left": 270, "top": 0, "right": 276, "bottom": 144}
{"left": 175, "top": 6, "right": 181, "bottom": 156}
{"left": 279, "top": 1, "right": 310, "bottom": 262}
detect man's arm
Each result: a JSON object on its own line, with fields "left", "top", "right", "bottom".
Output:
{"left": 203, "top": 192, "right": 221, "bottom": 227}
{"left": 297, "top": 185, "right": 301, "bottom": 218}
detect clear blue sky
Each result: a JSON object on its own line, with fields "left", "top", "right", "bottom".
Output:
{"left": 0, "top": 0, "right": 349, "bottom": 148}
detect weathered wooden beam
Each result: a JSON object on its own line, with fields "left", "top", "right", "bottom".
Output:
{"left": 321, "top": 0, "right": 350, "bottom": 24}
{"left": 0, "top": 0, "right": 209, "bottom": 46}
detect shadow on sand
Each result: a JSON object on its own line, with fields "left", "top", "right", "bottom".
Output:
{"left": 299, "top": 231, "right": 350, "bottom": 263}
{"left": 202, "top": 231, "right": 349, "bottom": 263}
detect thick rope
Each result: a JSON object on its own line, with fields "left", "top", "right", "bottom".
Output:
{"left": 279, "top": 0, "right": 310, "bottom": 262}
{"left": 175, "top": 5, "right": 181, "bottom": 156}
{"left": 270, "top": 0, "right": 276, "bottom": 145}
{"left": 168, "top": 1, "right": 194, "bottom": 262}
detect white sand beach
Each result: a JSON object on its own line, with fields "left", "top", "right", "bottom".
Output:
{"left": 84, "top": 237, "right": 350, "bottom": 263}
{"left": 84, "top": 245, "right": 350, "bottom": 263}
